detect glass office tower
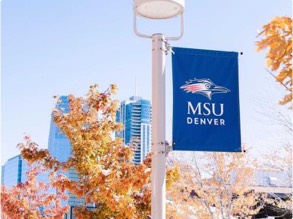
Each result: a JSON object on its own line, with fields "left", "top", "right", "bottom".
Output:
{"left": 1, "top": 155, "right": 29, "bottom": 188}
{"left": 1, "top": 155, "right": 49, "bottom": 188}
{"left": 116, "top": 96, "right": 151, "bottom": 164}
{"left": 48, "top": 96, "right": 71, "bottom": 163}
{"left": 48, "top": 96, "right": 83, "bottom": 218}
{"left": 1, "top": 165, "right": 4, "bottom": 185}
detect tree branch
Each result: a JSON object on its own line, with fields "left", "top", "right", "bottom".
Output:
{"left": 265, "top": 68, "right": 291, "bottom": 92}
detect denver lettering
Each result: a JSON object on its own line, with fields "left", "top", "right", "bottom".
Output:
{"left": 187, "top": 117, "right": 225, "bottom": 125}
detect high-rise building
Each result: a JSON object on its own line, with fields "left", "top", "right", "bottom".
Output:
{"left": 1, "top": 165, "right": 5, "bottom": 185}
{"left": 1, "top": 155, "right": 29, "bottom": 188}
{"left": 1, "top": 154, "right": 49, "bottom": 189}
{"left": 48, "top": 96, "right": 83, "bottom": 217}
{"left": 1, "top": 96, "right": 82, "bottom": 218}
{"left": 116, "top": 96, "right": 151, "bottom": 164}
{"left": 48, "top": 96, "right": 71, "bottom": 163}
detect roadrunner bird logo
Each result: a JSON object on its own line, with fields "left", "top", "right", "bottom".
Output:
{"left": 180, "top": 78, "right": 230, "bottom": 100}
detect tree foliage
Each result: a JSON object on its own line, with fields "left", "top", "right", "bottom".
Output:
{"left": 18, "top": 84, "right": 179, "bottom": 219}
{"left": 261, "top": 144, "right": 292, "bottom": 213}
{"left": 1, "top": 162, "right": 69, "bottom": 219}
{"left": 256, "top": 16, "right": 292, "bottom": 106}
{"left": 263, "top": 144, "right": 292, "bottom": 180}
{"left": 167, "top": 152, "right": 267, "bottom": 219}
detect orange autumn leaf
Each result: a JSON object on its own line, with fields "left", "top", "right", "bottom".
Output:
{"left": 256, "top": 16, "right": 292, "bottom": 106}
{"left": 17, "top": 84, "right": 180, "bottom": 219}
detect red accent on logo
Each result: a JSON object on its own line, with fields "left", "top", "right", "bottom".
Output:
{"left": 182, "top": 84, "right": 206, "bottom": 93}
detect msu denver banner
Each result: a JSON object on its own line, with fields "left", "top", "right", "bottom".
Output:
{"left": 172, "top": 47, "right": 241, "bottom": 152}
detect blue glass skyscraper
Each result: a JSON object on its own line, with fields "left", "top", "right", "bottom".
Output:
{"left": 48, "top": 96, "right": 71, "bottom": 163}
{"left": 48, "top": 96, "right": 83, "bottom": 218}
{"left": 1, "top": 154, "right": 50, "bottom": 196}
{"left": 1, "top": 155, "right": 29, "bottom": 188}
{"left": 116, "top": 96, "right": 151, "bottom": 164}
{"left": 1, "top": 96, "right": 81, "bottom": 218}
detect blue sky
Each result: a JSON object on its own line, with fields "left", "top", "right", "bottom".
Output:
{"left": 1, "top": 0, "right": 292, "bottom": 164}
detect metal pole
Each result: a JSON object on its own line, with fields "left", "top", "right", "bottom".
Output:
{"left": 151, "top": 33, "right": 166, "bottom": 219}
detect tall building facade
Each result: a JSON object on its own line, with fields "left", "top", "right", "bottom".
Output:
{"left": 48, "top": 96, "right": 83, "bottom": 218}
{"left": 116, "top": 96, "right": 151, "bottom": 164}
{"left": 48, "top": 96, "right": 71, "bottom": 163}
{"left": 1, "top": 154, "right": 49, "bottom": 190}
{"left": 1, "top": 96, "right": 82, "bottom": 218}
{"left": 1, "top": 155, "right": 29, "bottom": 188}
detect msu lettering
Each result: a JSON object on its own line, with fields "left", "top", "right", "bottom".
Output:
{"left": 186, "top": 101, "right": 225, "bottom": 126}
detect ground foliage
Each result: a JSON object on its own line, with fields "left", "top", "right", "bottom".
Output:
{"left": 256, "top": 16, "right": 292, "bottom": 106}
{"left": 17, "top": 84, "right": 179, "bottom": 219}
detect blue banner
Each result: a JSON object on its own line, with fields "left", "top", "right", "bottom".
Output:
{"left": 172, "top": 47, "right": 241, "bottom": 152}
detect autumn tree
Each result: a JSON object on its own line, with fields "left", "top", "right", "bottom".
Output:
{"left": 18, "top": 84, "right": 179, "bottom": 219}
{"left": 256, "top": 16, "right": 292, "bottom": 106}
{"left": 263, "top": 144, "right": 292, "bottom": 180}
{"left": 167, "top": 152, "right": 267, "bottom": 219}
{"left": 260, "top": 144, "right": 292, "bottom": 214}
{"left": 1, "top": 161, "right": 69, "bottom": 219}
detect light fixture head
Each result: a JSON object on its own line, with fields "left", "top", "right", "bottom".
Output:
{"left": 134, "top": 0, "right": 185, "bottom": 19}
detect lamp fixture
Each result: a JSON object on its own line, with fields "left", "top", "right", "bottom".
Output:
{"left": 134, "top": 0, "right": 185, "bottom": 19}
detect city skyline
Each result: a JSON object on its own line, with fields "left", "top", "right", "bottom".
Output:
{"left": 1, "top": 94, "right": 153, "bottom": 164}
{"left": 2, "top": 1, "right": 292, "bottom": 165}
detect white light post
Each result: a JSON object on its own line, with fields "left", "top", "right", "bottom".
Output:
{"left": 133, "top": 1, "right": 185, "bottom": 218}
